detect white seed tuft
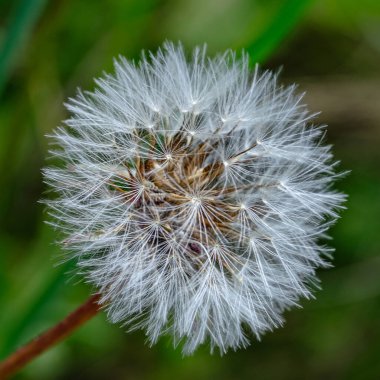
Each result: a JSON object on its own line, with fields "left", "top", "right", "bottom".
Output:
{"left": 43, "top": 42, "right": 345, "bottom": 355}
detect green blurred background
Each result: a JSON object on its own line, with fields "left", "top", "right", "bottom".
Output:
{"left": 1, "top": 0, "right": 379, "bottom": 379}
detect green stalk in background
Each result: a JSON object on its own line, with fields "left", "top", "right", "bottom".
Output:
{"left": 0, "top": 261, "right": 74, "bottom": 358}
{"left": 0, "top": 0, "right": 48, "bottom": 96}
{"left": 246, "top": 0, "right": 313, "bottom": 63}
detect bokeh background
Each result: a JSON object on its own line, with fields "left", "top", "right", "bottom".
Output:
{"left": 1, "top": 0, "right": 380, "bottom": 379}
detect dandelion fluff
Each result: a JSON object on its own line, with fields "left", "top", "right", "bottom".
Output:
{"left": 44, "top": 42, "right": 345, "bottom": 354}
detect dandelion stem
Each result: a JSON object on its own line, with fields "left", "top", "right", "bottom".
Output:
{"left": 0, "top": 294, "right": 101, "bottom": 379}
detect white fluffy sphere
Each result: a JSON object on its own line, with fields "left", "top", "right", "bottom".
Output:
{"left": 44, "top": 42, "right": 345, "bottom": 354}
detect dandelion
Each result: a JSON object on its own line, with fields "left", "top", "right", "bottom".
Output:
{"left": 43, "top": 42, "right": 345, "bottom": 355}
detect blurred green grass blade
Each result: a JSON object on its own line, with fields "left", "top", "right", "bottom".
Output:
{"left": 0, "top": 0, "right": 48, "bottom": 96}
{"left": 0, "top": 261, "right": 74, "bottom": 358}
{"left": 247, "top": 0, "right": 313, "bottom": 63}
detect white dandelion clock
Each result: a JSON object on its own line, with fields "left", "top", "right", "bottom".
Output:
{"left": 44, "top": 42, "right": 345, "bottom": 354}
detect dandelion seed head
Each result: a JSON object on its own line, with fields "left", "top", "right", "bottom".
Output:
{"left": 44, "top": 42, "right": 345, "bottom": 355}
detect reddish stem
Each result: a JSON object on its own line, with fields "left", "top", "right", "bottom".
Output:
{"left": 0, "top": 294, "right": 101, "bottom": 379}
